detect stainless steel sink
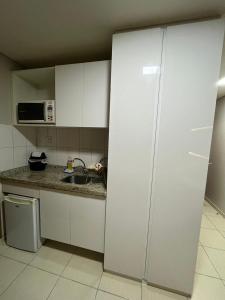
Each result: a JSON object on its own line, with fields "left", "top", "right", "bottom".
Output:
{"left": 61, "top": 174, "right": 91, "bottom": 185}
{"left": 61, "top": 170, "right": 105, "bottom": 185}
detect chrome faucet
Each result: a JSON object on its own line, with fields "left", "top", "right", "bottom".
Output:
{"left": 73, "top": 158, "right": 87, "bottom": 174}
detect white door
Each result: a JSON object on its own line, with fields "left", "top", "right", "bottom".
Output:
{"left": 70, "top": 195, "right": 105, "bottom": 253}
{"left": 105, "top": 27, "right": 164, "bottom": 279}
{"left": 83, "top": 61, "right": 110, "bottom": 128}
{"left": 146, "top": 19, "right": 225, "bottom": 295}
{"left": 40, "top": 190, "right": 70, "bottom": 244}
{"left": 55, "top": 63, "right": 83, "bottom": 127}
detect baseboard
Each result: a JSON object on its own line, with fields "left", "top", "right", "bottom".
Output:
{"left": 103, "top": 268, "right": 142, "bottom": 282}
{"left": 143, "top": 280, "right": 191, "bottom": 298}
{"left": 205, "top": 195, "right": 225, "bottom": 218}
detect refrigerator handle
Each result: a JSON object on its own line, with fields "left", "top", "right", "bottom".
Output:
{"left": 4, "top": 196, "right": 33, "bottom": 206}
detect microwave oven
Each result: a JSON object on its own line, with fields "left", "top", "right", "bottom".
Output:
{"left": 17, "top": 100, "right": 55, "bottom": 124}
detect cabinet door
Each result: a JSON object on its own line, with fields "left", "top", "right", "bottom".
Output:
{"left": 70, "top": 196, "right": 105, "bottom": 253}
{"left": 105, "top": 28, "right": 164, "bottom": 279}
{"left": 55, "top": 63, "right": 83, "bottom": 127}
{"left": 83, "top": 61, "right": 110, "bottom": 128}
{"left": 146, "top": 19, "right": 225, "bottom": 295}
{"left": 40, "top": 190, "right": 70, "bottom": 244}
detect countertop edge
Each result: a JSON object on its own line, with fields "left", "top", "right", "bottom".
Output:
{"left": 0, "top": 177, "right": 107, "bottom": 200}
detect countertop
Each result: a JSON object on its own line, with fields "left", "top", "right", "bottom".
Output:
{"left": 0, "top": 165, "right": 106, "bottom": 199}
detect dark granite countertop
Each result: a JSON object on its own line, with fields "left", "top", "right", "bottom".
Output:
{"left": 0, "top": 165, "right": 106, "bottom": 199}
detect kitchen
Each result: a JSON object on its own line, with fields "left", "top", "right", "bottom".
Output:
{"left": 0, "top": 2, "right": 225, "bottom": 300}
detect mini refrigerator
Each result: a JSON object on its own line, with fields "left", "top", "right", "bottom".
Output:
{"left": 4, "top": 194, "right": 41, "bottom": 252}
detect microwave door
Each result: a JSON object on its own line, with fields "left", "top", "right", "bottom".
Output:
{"left": 18, "top": 103, "right": 45, "bottom": 123}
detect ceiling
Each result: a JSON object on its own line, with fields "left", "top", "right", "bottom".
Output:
{"left": 0, "top": 0, "right": 225, "bottom": 96}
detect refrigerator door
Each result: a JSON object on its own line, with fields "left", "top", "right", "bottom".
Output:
{"left": 4, "top": 195, "right": 39, "bottom": 252}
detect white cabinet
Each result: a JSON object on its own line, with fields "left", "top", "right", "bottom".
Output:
{"left": 12, "top": 67, "right": 55, "bottom": 125}
{"left": 55, "top": 60, "right": 110, "bottom": 127}
{"left": 105, "top": 28, "right": 164, "bottom": 279}
{"left": 40, "top": 189, "right": 105, "bottom": 253}
{"left": 12, "top": 61, "right": 110, "bottom": 127}
{"left": 40, "top": 190, "right": 70, "bottom": 244}
{"left": 55, "top": 63, "right": 83, "bottom": 127}
{"left": 145, "top": 19, "right": 225, "bottom": 295}
{"left": 70, "top": 195, "right": 105, "bottom": 253}
{"left": 83, "top": 61, "right": 110, "bottom": 127}
{"left": 105, "top": 19, "right": 224, "bottom": 294}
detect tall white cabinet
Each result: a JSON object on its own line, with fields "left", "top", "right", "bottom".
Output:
{"left": 145, "top": 20, "right": 225, "bottom": 295}
{"left": 104, "top": 28, "right": 164, "bottom": 279}
{"left": 105, "top": 19, "right": 224, "bottom": 295}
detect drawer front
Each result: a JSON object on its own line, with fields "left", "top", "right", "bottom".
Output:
{"left": 2, "top": 184, "right": 40, "bottom": 198}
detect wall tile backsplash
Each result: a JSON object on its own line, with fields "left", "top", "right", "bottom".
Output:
{"left": 0, "top": 125, "right": 37, "bottom": 171}
{"left": 36, "top": 127, "right": 108, "bottom": 168}
{"left": 0, "top": 125, "right": 108, "bottom": 171}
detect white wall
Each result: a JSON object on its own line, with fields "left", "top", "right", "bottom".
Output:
{"left": 0, "top": 53, "right": 37, "bottom": 172}
{"left": 206, "top": 96, "right": 225, "bottom": 213}
{"left": 0, "top": 54, "right": 20, "bottom": 125}
{"left": 0, "top": 53, "right": 31, "bottom": 237}
{"left": 0, "top": 125, "right": 37, "bottom": 171}
{"left": 36, "top": 127, "right": 108, "bottom": 167}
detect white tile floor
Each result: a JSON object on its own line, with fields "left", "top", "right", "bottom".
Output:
{"left": 1, "top": 200, "right": 225, "bottom": 299}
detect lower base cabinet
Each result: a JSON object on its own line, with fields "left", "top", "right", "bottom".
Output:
{"left": 40, "top": 190, "right": 70, "bottom": 244}
{"left": 70, "top": 195, "right": 105, "bottom": 253}
{"left": 40, "top": 190, "right": 105, "bottom": 253}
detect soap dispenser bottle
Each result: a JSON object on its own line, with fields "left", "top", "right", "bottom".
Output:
{"left": 66, "top": 156, "right": 73, "bottom": 172}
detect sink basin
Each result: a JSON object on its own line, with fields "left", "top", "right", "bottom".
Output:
{"left": 62, "top": 174, "right": 91, "bottom": 185}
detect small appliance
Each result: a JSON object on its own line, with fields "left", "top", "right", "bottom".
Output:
{"left": 17, "top": 100, "right": 55, "bottom": 124}
{"left": 28, "top": 152, "right": 47, "bottom": 171}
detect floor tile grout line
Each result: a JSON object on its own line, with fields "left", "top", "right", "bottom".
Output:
{"left": 201, "top": 209, "right": 225, "bottom": 245}
{"left": 0, "top": 262, "right": 28, "bottom": 297}
{"left": 204, "top": 221, "right": 225, "bottom": 237}
{"left": 45, "top": 252, "right": 73, "bottom": 300}
{"left": 0, "top": 250, "right": 73, "bottom": 300}
{"left": 222, "top": 279, "right": 225, "bottom": 287}
{"left": 200, "top": 244, "right": 225, "bottom": 252}
{"left": 216, "top": 229, "right": 225, "bottom": 240}
{"left": 201, "top": 226, "right": 216, "bottom": 230}
{"left": 202, "top": 214, "right": 225, "bottom": 266}
{"left": 0, "top": 253, "right": 33, "bottom": 266}
{"left": 198, "top": 203, "right": 225, "bottom": 293}
{"left": 45, "top": 274, "right": 61, "bottom": 300}
{"left": 203, "top": 213, "right": 217, "bottom": 227}
{"left": 26, "top": 248, "right": 41, "bottom": 266}
{"left": 201, "top": 246, "right": 221, "bottom": 280}
{"left": 200, "top": 206, "right": 225, "bottom": 272}
{"left": 95, "top": 263, "right": 104, "bottom": 299}
{"left": 97, "top": 288, "right": 129, "bottom": 300}
{"left": 25, "top": 263, "right": 66, "bottom": 277}
{"left": 200, "top": 212, "right": 225, "bottom": 286}
{"left": 12, "top": 250, "right": 103, "bottom": 293}
{"left": 195, "top": 271, "right": 220, "bottom": 280}
{"left": 200, "top": 227, "right": 219, "bottom": 232}
{"left": 0, "top": 247, "right": 137, "bottom": 300}
{"left": 60, "top": 273, "right": 99, "bottom": 290}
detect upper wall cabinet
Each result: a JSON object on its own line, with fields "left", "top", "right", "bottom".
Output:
{"left": 55, "top": 63, "right": 83, "bottom": 127}
{"left": 83, "top": 61, "right": 110, "bottom": 127}
{"left": 55, "top": 60, "right": 110, "bottom": 127}
{"left": 12, "top": 60, "right": 110, "bottom": 127}
{"left": 12, "top": 67, "right": 55, "bottom": 125}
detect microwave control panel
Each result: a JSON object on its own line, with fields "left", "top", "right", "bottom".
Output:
{"left": 46, "top": 101, "right": 55, "bottom": 123}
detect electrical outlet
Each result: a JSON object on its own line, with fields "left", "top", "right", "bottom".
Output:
{"left": 47, "top": 136, "right": 53, "bottom": 144}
